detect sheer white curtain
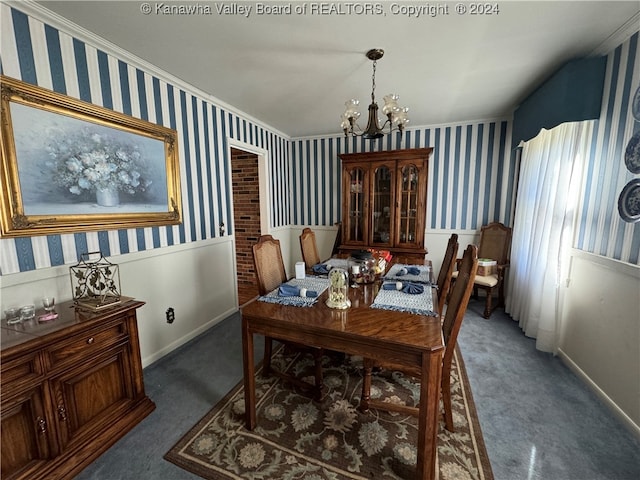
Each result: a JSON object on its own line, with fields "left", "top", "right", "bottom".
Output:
{"left": 506, "top": 121, "right": 593, "bottom": 353}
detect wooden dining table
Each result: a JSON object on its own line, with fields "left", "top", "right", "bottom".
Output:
{"left": 241, "top": 267, "right": 444, "bottom": 480}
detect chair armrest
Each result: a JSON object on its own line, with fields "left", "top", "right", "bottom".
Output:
{"left": 496, "top": 263, "right": 510, "bottom": 279}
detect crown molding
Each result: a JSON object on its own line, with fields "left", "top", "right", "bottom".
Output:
{"left": 590, "top": 11, "right": 640, "bottom": 56}
{"left": 3, "top": 0, "right": 290, "bottom": 140}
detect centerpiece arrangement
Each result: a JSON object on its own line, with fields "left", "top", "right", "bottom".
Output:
{"left": 70, "top": 251, "right": 121, "bottom": 310}
{"left": 47, "top": 127, "right": 153, "bottom": 206}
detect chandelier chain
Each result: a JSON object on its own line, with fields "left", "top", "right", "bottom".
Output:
{"left": 371, "top": 59, "right": 377, "bottom": 103}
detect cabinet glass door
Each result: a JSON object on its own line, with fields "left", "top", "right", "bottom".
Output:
{"left": 398, "top": 165, "right": 419, "bottom": 246}
{"left": 346, "top": 167, "right": 366, "bottom": 244}
{"left": 371, "top": 165, "right": 393, "bottom": 246}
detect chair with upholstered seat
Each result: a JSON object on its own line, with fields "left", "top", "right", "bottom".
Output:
{"left": 359, "top": 244, "right": 478, "bottom": 432}
{"left": 252, "top": 235, "right": 324, "bottom": 400}
{"left": 452, "top": 222, "right": 512, "bottom": 319}
{"left": 331, "top": 222, "right": 342, "bottom": 257}
{"left": 299, "top": 227, "right": 321, "bottom": 270}
{"left": 436, "top": 233, "right": 459, "bottom": 318}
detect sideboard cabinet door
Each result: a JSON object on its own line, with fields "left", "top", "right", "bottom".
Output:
{"left": 1, "top": 384, "right": 56, "bottom": 479}
{"left": 50, "top": 342, "right": 134, "bottom": 452}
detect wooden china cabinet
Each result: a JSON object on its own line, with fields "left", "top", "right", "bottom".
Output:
{"left": 338, "top": 148, "right": 432, "bottom": 263}
{"left": 0, "top": 299, "right": 154, "bottom": 480}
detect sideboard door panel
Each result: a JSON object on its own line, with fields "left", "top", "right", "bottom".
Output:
{"left": 1, "top": 385, "right": 55, "bottom": 480}
{"left": 51, "top": 345, "right": 133, "bottom": 451}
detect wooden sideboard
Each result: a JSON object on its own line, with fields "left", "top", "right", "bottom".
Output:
{"left": 1, "top": 299, "right": 155, "bottom": 480}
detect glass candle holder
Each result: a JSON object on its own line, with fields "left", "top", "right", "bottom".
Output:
{"left": 4, "top": 307, "right": 21, "bottom": 325}
{"left": 19, "top": 304, "right": 36, "bottom": 321}
{"left": 42, "top": 297, "right": 56, "bottom": 312}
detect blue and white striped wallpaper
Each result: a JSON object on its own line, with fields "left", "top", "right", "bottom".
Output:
{"left": 0, "top": 5, "right": 291, "bottom": 274}
{"left": 575, "top": 32, "right": 639, "bottom": 264}
{"left": 290, "top": 33, "right": 640, "bottom": 266}
{"left": 0, "top": 5, "right": 637, "bottom": 273}
{"left": 290, "top": 119, "right": 515, "bottom": 232}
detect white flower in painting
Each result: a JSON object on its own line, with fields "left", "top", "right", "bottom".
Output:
{"left": 78, "top": 177, "right": 91, "bottom": 190}
{"left": 66, "top": 157, "right": 83, "bottom": 173}
{"left": 84, "top": 169, "right": 100, "bottom": 183}
{"left": 50, "top": 126, "right": 151, "bottom": 196}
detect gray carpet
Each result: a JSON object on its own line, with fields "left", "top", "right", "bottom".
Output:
{"left": 75, "top": 299, "right": 640, "bottom": 480}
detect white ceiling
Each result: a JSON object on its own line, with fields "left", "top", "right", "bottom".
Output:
{"left": 33, "top": 1, "right": 640, "bottom": 138}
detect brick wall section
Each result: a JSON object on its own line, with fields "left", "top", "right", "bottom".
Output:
{"left": 231, "top": 148, "right": 260, "bottom": 285}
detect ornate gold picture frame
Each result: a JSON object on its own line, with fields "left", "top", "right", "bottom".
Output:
{"left": 0, "top": 76, "right": 182, "bottom": 237}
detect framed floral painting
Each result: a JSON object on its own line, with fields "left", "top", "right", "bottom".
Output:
{"left": 0, "top": 76, "right": 182, "bottom": 237}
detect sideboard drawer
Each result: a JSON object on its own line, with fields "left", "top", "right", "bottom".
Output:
{"left": 47, "top": 321, "right": 128, "bottom": 371}
{"left": 0, "top": 352, "right": 42, "bottom": 395}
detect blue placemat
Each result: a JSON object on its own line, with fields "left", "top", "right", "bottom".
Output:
{"left": 259, "top": 277, "right": 330, "bottom": 307}
{"left": 383, "top": 263, "right": 432, "bottom": 284}
{"left": 371, "top": 282, "right": 436, "bottom": 316}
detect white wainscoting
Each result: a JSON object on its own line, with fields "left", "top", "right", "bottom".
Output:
{"left": 559, "top": 250, "right": 640, "bottom": 436}
{"left": 1, "top": 238, "right": 238, "bottom": 368}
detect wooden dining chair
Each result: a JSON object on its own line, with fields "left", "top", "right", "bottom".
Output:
{"left": 299, "top": 227, "right": 321, "bottom": 269}
{"left": 252, "top": 235, "right": 325, "bottom": 400}
{"left": 359, "top": 244, "right": 478, "bottom": 432}
{"left": 452, "top": 222, "right": 512, "bottom": 318}
{"left": 331, "top": 222, "right": 342, "bottom": 257}
{"left": 436, "top": 233, "right": 459, "bottom": 319}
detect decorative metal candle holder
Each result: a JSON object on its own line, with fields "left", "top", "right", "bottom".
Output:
{"left": 70, "top": 252, "right": 121, "bottom": 310}
{"left": 326, "top": 268, "right": 351, "bottom": 309}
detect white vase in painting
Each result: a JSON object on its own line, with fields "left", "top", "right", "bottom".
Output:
{"left": 96, "top": 187, "right": 120, "bottom": 207}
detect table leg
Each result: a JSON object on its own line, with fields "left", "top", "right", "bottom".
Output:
{"left": 242, "top": 315, "right": 256, "bottom": 430}
{"left": 416, "top": 349, "right": 443, "bottom": 480}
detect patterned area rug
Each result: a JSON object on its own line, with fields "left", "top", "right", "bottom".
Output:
{"left": 165, "top": 346, "right": 493, "bottom": 480}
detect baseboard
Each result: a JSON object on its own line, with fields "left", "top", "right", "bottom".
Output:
{"left": 558, "top": 348, "right": 640, "bottom": 440}
{"left": 141, "top": 306, "right": 237, "bottom": 368}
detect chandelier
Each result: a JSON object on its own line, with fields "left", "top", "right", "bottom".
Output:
{"left": 341, "top": 49, "right": 409, "bottom": 139}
